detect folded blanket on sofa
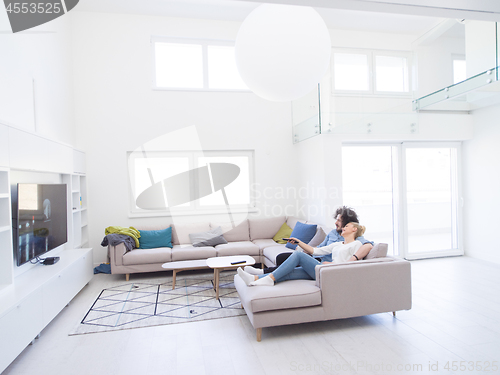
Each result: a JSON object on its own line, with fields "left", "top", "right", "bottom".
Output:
{"left": 104, "top": 226, "right": 140, "bottom": 248}
{"left": 101, "top": 233, "right": 136, "bottom": 251}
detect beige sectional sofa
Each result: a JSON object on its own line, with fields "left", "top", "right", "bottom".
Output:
{"left": 235, "top": 256, "right": 412, "bottom": 341}
{"left": 107, "top": 216, "right": 310, "bottom": 280}
{"left": 107, "top": 214, "right": 411, "bottom": 341}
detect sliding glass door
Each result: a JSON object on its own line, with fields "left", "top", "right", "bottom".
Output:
{"left": 403, "top": 144, "right": 461, "bottom": 259}
{"left": 342, "top": 142, "right": 462, "bottom": 259}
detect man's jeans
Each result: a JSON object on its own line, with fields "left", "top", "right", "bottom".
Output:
{"left": 259, "top": 251, "right": 321, "bottom": 283}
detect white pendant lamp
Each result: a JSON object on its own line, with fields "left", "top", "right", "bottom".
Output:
{"left": 235, "top": 3, "right": 331, "bottom": 102}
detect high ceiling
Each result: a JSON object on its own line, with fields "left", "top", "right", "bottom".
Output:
{"left": 74, "top": 0, "right": 444, "bottom": 36}
{"left": 73, "top": 0, "right": 500, "bottom": 36}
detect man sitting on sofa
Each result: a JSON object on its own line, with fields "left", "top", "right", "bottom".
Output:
{"left": 244, "top": 206, "right": 373, "bottom": 275}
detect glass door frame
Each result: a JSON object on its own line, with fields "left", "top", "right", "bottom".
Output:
{"left": 342, "top": 141, "right": 464, "bottom": 260}
{"left": 400, "top": 142, "right": 464, "bottom": 260}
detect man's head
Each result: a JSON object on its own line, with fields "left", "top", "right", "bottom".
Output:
{"left": 334, "top": 206, "right": 359, "bottom": 233}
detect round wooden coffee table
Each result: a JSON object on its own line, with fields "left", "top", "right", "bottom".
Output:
{"left": 206, "top": 255, "right": 255, "bottom": 299}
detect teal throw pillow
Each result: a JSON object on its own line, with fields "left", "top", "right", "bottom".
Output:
{"left": 138, "top": 227, "right": 172, "bottom": 249}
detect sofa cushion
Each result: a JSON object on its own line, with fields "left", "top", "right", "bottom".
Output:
{"left": 138, "top": 227, "right": 172, "bottom": 249}
{"left": 189, "top": 226, "right": 228, "bottom": 247}
{"left": 307, "top": 227, "right": 326, "bottom": 247}
{"left": 364, "top": 243, "right": 388, "bottom": 259}
{"left": 235, "top": 276, "right": 321, "bottom": 313}
{"left": 252, "top": 239, "right": 279, "bottom": 251}
{"left": 263, "top": 244, "right": 289, "bottom": 264}
{"left": 123, "top": 248, "right": 171, "bottom": 265}
{"left": 272, "top": 222, "right": 293, "bottom": 244}
{"left": 172, "top": 222, "right": 211, "bottom": 245}
{"left": 285, "top": 222, "right": 317, "bottom": 249}
{"left": 215, "top": 241, "right": 260, "bottom": 257}
{"left": 210, "top": 221, "right": 250, "bottom": 242}
{"left": 249, "top": 216, "right": 286, "bottom": 240}
{"left": 171, "top": 245, "right": 217, "bottom": 261}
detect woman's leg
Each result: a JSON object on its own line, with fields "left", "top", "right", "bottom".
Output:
{"left": 264, "top": 251, "right": 320, "bottom": 282}
{"left": 275, "top": 252, "right": 293, "bottom": 266}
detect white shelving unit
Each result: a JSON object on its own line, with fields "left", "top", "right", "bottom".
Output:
{"left": 0, "top": 130, "right": 92, "bottom": 373}
{"left": 0, "top": 168, "right": 14, "bottom": 293}
{"left": 64, "top": 174, "right": 89, "bottom": 249}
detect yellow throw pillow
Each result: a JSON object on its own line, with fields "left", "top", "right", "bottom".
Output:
{"left": 273, "top": 222, "right": 293, "bottom": 244}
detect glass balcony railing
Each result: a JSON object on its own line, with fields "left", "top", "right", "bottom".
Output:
{"left": 413, "top": 66, "right": 500, "bottom": 111}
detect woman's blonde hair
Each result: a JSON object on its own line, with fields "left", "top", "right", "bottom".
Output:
{"left": 348, "top": 222, "right": 366, "bottom": 238}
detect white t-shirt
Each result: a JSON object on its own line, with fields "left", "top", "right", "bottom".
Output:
{"left": 313, "top": 240, "right": 363, "bottom": 263}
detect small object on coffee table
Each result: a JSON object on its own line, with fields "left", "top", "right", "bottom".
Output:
{"left": 230, "top": 260, "right": 246, "bottom": 265}
{"left": 206, "top": 255, "right": 255, "bottom": 299}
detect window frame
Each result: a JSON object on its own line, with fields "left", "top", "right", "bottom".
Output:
{"left": 341, "top": 141, "right": 463, "bottom": 260}
{"left": 331, "top": 48, "right": 413, "bottom": 97}
{"left": 127, "top": 149, "right": 256, "bottom": 218}
{"left": 151, "top": 36, "right": 251, "bottom": 93}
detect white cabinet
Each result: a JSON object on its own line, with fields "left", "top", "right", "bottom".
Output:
{"left": 0, "top": 291, "right": 43, "bottom": 372}
{"left": 0, "top": 130, "right": 92, "bottom": 372}
{"left": 63, "top": 174, "right": 89, "bottom": 248}
{"left": 0, "top": 248, "right": 93, "bottom": 373}
{"left": 0, "top": 168, "right": 14, "bottom": 291}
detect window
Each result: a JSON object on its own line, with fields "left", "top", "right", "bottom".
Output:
{"left": 128, "top": 150, "right": 255, "bottom": 216}
{"left": 152, "top": 37, "right": 248, "bottom": 91}
{"left": 332, "top": 49, "right": 411, "bottom": 95}
{"left": 333, "top": 52, "right": 370, "bottom": 91}
{"left": 453, "top": 58, "right": 467, "bottom": 84}
{"left": 375, "top": 55, "right": 409, "bottom": 92}
{"left": 342, "top": 143, "right": 462, "bottom": 260}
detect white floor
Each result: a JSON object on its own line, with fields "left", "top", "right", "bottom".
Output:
{"left": 3, "top": 256, "right": 500, "bottom": 375}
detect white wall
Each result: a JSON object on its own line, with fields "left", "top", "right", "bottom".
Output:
{"left": 463, "top": 104, "right": 500, "bottom": 265}
{"left": 71, "top": 12, "right": 298, "bottom": 263}
{"left": 414, "top": 36, "right": 465, "bottom": 99}
{"left": 0, "top": 12, "right": 75, "bottom": 146}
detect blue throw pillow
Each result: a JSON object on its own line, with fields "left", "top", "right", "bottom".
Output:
{"left": 285, "top": 222, "right": 317, "bottom": 250}
{"left": 138, "top": 227, "right": 172, "bottom": 249}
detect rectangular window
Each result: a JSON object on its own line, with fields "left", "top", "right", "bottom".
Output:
{"left": 332, "top": 49, "right": 411, "bottom": 96}
{"left": 333, "top": 52, "right": 370, "bottom": 91}
{"left": 453, "top": 59, "right": 467, "bottom": 84}
{"left": 128, "top": 150, "right": 255, "bottom": 216}
{"left": 375, "top": 55, "right": 409, "bottom": 92}
{"left": 152, "top": 37, "right": 249, "bottom": 91}
{"left": 155, "top": 43, "right": 203, "bottom": 89}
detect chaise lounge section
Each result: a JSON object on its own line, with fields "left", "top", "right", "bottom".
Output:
{"left": 234, "top": 253, "right": 412, "bottom": 341}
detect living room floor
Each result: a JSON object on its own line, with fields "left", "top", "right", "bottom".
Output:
{"left": 3, "top": 256, "right": 500, "bottom": 375}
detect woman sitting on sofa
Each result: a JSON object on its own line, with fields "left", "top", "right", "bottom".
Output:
{"left": 237, "top": 222, "right": 366, "bottom": 286}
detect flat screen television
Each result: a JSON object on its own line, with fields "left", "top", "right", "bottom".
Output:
{"left": 12, "top": 183, "right": 68, "bottom": 266}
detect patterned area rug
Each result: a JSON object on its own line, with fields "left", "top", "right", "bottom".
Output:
{"left": 69, "top": 271, "right": 244, "bottom": 335}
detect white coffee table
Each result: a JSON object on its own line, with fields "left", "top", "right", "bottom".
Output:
{"left": 206, "top": 255, "right": 255, "bottom": 299}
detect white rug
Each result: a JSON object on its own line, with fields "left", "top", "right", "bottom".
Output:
{"left": 69, "top": 271, "right": 244, "bottom": 335}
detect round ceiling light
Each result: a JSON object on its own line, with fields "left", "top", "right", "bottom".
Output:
{"left": 235, "top": 4, "right": 331, "bottom": 102}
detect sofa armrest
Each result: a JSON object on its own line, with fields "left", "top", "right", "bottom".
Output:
{"left": 315, "top": 257, "right": 412, "bottom": 319}
{"left": 109, "top": 243, "right": 127, "bottom": 268}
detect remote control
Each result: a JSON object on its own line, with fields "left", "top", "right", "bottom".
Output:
{"left": 231, "top": 260, "right": 246, "bottom": 265}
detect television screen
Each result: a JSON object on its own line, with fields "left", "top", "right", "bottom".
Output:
{"left": 14, "top": 184, "right": 68, "bottom": 266}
